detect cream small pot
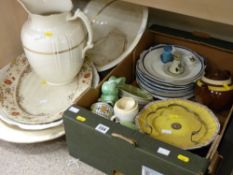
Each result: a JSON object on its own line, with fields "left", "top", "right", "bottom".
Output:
{"left": 18, "top": 0, "right": 93, "bottom": 85}
{"left": 111, "top": 97, "right": 139, "bottom": 123}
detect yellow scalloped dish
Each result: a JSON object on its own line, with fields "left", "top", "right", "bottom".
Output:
{"left": 136, "top": 99, "right": 220, "bottom": 150}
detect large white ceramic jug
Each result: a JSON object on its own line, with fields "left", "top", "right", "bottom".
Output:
{"left": 18, "top": 0, "right": 93, "bottom": 85}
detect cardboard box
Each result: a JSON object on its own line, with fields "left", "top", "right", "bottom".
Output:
{"left": 63, "top": 27, "right": 233, "bottom": 175}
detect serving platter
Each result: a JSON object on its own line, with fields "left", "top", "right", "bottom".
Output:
{"left": 136, "top": 99, "right": 220, "bottom": 150}
{"left": 0, "top": 64, "right": 64, "bottom": 143}
{"left": 0, "top": 110, "right": 65, "bottom": 143}
{"left": 0, "top": 55, "right": 93, "bottom": 130}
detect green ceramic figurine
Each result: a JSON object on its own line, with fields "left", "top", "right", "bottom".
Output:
{"left": 100, "top": 76, "right": 126, "bottom": 105}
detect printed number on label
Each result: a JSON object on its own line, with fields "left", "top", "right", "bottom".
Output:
{"left": 95, "top": 124, "right": 110, "bottom": 134}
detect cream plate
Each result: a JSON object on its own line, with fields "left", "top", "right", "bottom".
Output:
{"left": 0, "top": 110, "right": 64, "bottom": 143}
{"left": 83, "top": 0, "right": 148, "bottom": 72}
{"left": 136, "top": 99, "right": 220, "bottom": 150}
{"left": 0, "top": 67, "right": 64, "bottom": 143}
{"left": 0, "top": 55, "right": 92, "bottom": 129}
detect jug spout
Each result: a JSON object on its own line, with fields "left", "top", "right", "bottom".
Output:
{"left": 17, "top": 0, "right": 73, "bottom": 15}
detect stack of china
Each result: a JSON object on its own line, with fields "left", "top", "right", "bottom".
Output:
{"left": 0, "top": 0, "right": 99, "bottom": 143}
{"left": 0, "top": 54, "right": 96, "bottom": 143}
{"left": 136, "top": 44, "right": 205, "bottom": 99}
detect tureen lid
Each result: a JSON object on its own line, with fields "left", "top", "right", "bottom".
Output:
{"left": 202, "top": 69, "right": 232, "bottom": 85}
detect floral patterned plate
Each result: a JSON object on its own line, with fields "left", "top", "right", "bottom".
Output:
{"left": 0, "top": 54, "right": 93, "bottom": 130}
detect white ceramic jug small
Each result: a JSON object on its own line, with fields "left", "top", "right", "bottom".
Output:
{"left": 18, "top": 0, "right": 93, "bottom": 85}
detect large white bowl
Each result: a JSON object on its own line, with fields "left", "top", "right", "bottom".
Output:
{"left": 83, "top": 0, "right": 148, "bottom": 72}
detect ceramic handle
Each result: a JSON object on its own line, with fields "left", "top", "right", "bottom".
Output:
{"left": 110, "top": 115, "right": 120, "bottom": 123}
{"left": 68, "top": 9, "right": 93, "bottom": 58}
{"left": 196, "top": 80, "right": 207, "bottom": 89}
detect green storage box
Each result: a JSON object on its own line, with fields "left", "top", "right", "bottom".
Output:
{"left": 64, "top": 105, "right": 209, "bottom": 175}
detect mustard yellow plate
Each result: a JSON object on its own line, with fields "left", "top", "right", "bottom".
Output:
{"left": 136, "top": 99, "right": 220, "bottom": 150}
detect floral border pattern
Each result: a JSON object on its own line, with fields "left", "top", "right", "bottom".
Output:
{"left": 0, "top": 54, "right": 92, "bottom": 125}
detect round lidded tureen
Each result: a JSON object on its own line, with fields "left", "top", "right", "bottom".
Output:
{"left": 195, "top": 69, "right": 233, "bottom": 111}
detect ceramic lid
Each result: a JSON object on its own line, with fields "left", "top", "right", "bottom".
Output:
{"left": 201, "top": 69, "right": 232, "bottom": 86}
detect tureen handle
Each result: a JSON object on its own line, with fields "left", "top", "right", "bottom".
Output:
{"left": 67, "top": 9, "right": 93, "bottom": 58}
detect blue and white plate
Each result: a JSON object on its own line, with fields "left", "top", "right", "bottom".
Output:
{"left": 136, "top": 44, "right": 205, "bottom": 99}
{"left": 138, "top": 44, "right": 205, "bottom": 86}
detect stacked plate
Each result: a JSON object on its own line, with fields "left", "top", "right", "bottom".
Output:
{"left": 0, "top": 54, "right": 99, "bottom": 143}
{"left": 136, "top": 44, "right": 205, "bottom": 99}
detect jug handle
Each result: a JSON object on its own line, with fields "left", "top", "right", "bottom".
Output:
{"left": 67, "top": 9, "right": 93, "bottom": 58}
